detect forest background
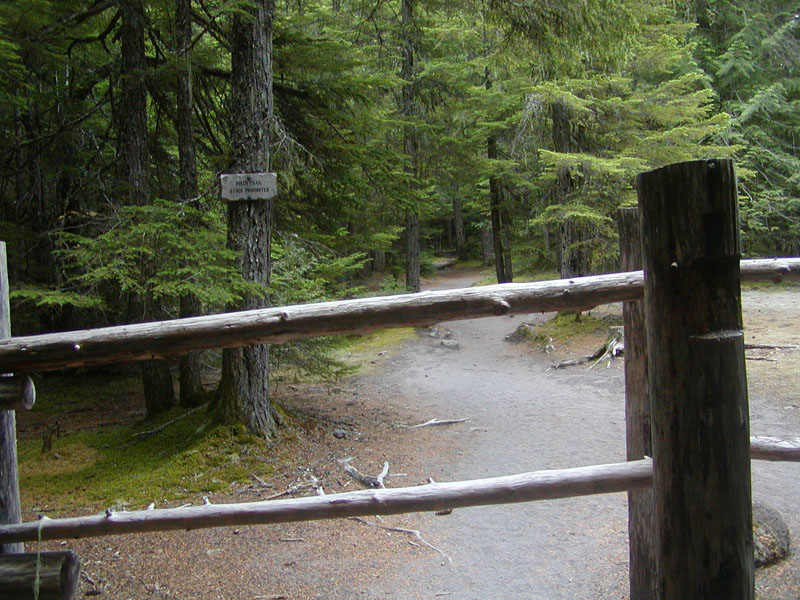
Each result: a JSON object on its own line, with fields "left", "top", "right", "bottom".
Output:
{"left": 2, "top": 0, "right": 799, "bottom": 434}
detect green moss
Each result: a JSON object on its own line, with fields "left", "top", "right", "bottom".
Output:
{"left": 528, "top": 311, "right": 617, "bottom": 346}
{"left": 334, "top": 327, "right": 415, "bottom": 374}
{"left": 19, "top": 407, "right": 275, "bottom": 514}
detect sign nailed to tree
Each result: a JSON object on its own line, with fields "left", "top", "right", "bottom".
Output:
{"left": 220, "top": 172, "right": 277, "bottom": 201}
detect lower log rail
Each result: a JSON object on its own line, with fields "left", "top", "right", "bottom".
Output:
{"left": 750, "top": 436, "right": 800, "bottom": 462}
{"left": 1, "top": 459, "right": 653, "bottom": 544}
{"left": 1, "top": 434, "right": 798, "bottom": 545}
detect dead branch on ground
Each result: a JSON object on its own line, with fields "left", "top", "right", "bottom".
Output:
{"left": 132, "top": 405, "right": 205, "bottom": 439}
{"left": 350, "top": 516, "right": 452, "bottom": 563}
{"left": 340, "top": 459, "right": 389, "bottom": 489}
{"left": 405, "top": 418, "right": 469, "bottom": 429}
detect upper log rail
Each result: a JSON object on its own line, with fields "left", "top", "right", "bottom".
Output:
{"left": 0, "top": 258, "right": 798, "bottom": 374}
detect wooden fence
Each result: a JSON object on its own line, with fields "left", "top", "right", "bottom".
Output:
{"left": 1, "top": 159, "right": 799, "bottom": 599}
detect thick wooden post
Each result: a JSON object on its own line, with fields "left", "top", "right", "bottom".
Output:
{"left": 637, "top": 159, "right": 753, "bottom": 599}
{"left": 0, "top": 242, "right": 24, "bottom": 553}
{"left": 617, "top": 207, "right": 654, "bottom": 599}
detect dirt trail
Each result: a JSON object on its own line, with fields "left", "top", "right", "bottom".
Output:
{"left": 357, "top": 269, "right": 630, "bottom": 599}
{"left": 355, "top": 269, "right": 800, "bottom": 599}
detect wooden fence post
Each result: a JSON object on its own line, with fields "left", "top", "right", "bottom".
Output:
{"left": 617, "top": 207, "right": 654, "bottom": 599}
{"left": 0, "top": 241, "right": 24, "bottom": 553}
{"left": 637, "top": 159, "right": 753, "bottom": 599}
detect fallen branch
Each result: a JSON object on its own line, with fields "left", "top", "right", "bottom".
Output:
{"left": 553, "top": 327, "right": 624, "bottom": 370}
{"left": 405, "top": 418, "right": 469, "bottom": 429}
{"left": 350, "top": 517, "right": 451, "bottom": 563}
{"left": 376, "top": 462, "right": 390, "bottom": 489}
{"left": 745, "top": 343, "right": 800, "bottom": 351}
{"left": 341, "top": 461, "right": 389, "bottom": 489}
{"left": 251, "top": 474, "right": 273, "bottom": 488}
{"left": 132, "top": 405, "right": 204, "bottom": 439}
{"left": 263, "top": 482, "right": 315, "bottom": 501}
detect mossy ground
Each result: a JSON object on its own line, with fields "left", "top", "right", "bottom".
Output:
{"left": 18, "top": 398, "right": 277, "bottom": 514}
{"left": 529, "top": 311, "right": 619, "bottom": 345}
{"left": 17, "top": 326, "right": 415, "bottom": 515}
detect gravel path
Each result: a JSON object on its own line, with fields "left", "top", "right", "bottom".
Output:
{"left": 353, "top": 270, "right": 800, "bottom": 600}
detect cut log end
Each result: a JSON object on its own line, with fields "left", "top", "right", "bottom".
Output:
{"left": 0, "top": 375, "right": 36, "bottom": 411}
{"left": 0, "top": 550, "right": 80, "bottom": 600}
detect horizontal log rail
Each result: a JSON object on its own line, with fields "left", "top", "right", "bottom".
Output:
{"left": 0, "top": 435, "right": 798, "bottom": 545}
{"left": 0, "top": 459, "right": 654, "bottom": 544}
{"left": 0, "top": 258, "right": 798, "bottom": 374}
{"left": 750, "top": 436, "right": 800, "bottom": 462}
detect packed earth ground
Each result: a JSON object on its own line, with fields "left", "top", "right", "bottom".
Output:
{"left": 16, "top": 266, "right": 800, "bottom": 599}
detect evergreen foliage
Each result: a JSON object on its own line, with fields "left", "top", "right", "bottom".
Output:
{"left": 0, "top": 0, "right": 796, "bottom": 406}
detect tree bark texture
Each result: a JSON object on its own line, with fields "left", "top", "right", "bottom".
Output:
{"left": 400, "top": 0, "right": 420, "bottom": 293}
{"left": 118, "top": 0, "right": 149, "bottom": 209}
{"left": 0, "top": 243, "right": 23, "bottom": 554}
{"left": 405, "top": 211, "right": 421, "bottom": 292}
{"left": 175, "top": 0, "right": 204, "bottom": 407}
{"left": 479, "top": 222, "right": 493, "bottom": 265}
{"left": 0, "top": 550, "right": 80, "bottom": 600}
{"left": 551, "top": 100, "right": 589, "bottom": 278}
{"left": 486, "top": 71, "right": 512, "bottom": 283}
{"left": 638, "top": 159, "right": 754, "bottom": 600}
{"left": 1, "top": 258, "right": 798, "bottom": 373}
{"left": 216, "top": 0, "right": 278, "bottom": 439}
{"left": 618, "top": 206, "right": 654, "bottom": 600}
{"left": 453, "top": 196, "right": 467, "bottom": 260}
{"left": 119, "top": 0, "right": 175, "bottom": 416}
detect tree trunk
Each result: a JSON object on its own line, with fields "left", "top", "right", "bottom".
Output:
{"left": 405, "top": 211, "right": 421, "bottom": 292}
{"left": 559, "top": 218, "right": 589, "bottom": 278}
{"left": 551, "top": 100, "right": 589, "bottom": 278}
{"left": 638, "top": 159, "right": 753, "bottom": 599}
{"left": 486, "top": 70, "right": 512, "bottom": 283}
{"left": 175, "top": 0, "right": 204, "bottom": 407}
{"left": 617, "top": 207, "right": 654, "bottom": 599}
{"left": 371, "top": 249, "right": 385, "bottom": 273}
{"left": 453, "top": 196, "right": 467, "bottom": 260}
{"left": 119, "top": 0, "right": 176, "bottom": 416}
{"left": 0, "top": 243, "right": 23, "bottom": 554}
{"left": 480, "top": 222, "right": 493, "bottom": 265}
{"left": 400, "top": 0, "right": 420, "bottom": 293}
{"left": 215, "top": 0, "right": 278, "bottom": 439}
